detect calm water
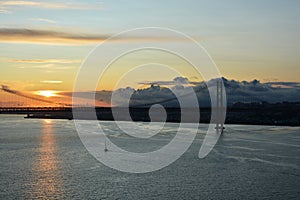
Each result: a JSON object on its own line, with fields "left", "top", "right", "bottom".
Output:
{"left": 0, "top": 115, "right": 299, "bottom": 199}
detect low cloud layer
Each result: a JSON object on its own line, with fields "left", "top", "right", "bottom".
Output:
{"left": 40, "top": 80, "right": 62, "bottom": 84}
{"left": 51, "top": 77, "right": 300, "bottom": 107}
{"left": 0, "top": 28, "right": 109, "bottom": 45}
{"left": 0, "top": 28, "right": 175, "bottom": 45}
{"left": 0, "top": 1, "right": 103, "bottom": 12}
{"left": 139, "top": 77, "right": 191, "bottom": 86}
{"left": 109, "top": 77, "right": 300, "bottom": 107}
{"left": 9, "top": 58, "right": 81, "bottom": 64}
{"left": 30, "top": 18, "right": 56, "bottom": 24}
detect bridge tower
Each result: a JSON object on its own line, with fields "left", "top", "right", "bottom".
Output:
{"left": 215, "top": 79, "right": 225, "bottom": 134}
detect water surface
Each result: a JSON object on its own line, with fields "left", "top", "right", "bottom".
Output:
{"left": 0, "top": 115, "right": 299, "bottom": 199}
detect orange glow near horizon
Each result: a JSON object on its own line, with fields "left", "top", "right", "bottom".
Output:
{"left": 35, "top": 90, "right": 59, "bottom": 98}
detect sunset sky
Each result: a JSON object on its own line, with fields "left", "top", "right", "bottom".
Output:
{"left": 1, "top": 0, "right": 300, "bottom": 102}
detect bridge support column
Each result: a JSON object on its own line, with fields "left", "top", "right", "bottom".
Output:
{"left": 215, "top": 79, "right": 225, "bottom": 134}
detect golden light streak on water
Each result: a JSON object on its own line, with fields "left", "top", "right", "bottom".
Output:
{"left": 30, "top": 119, "right": 64, "bottom": 199}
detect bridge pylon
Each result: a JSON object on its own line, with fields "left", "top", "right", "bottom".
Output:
{"left": 215, "top": 79, "right": 225, "bottom": 134}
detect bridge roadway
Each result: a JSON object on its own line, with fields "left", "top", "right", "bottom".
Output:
{"left": 0, "top": 107, "right": 72, "bottom": 113}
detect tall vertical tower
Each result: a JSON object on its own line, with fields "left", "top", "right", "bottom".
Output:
{"left": 215, "top": 79, "right": 225, "bottom": 134}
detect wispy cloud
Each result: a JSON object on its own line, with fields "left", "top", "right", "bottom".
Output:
{"left": 40, "top": 80, "right": 63, "bottom": 84}
{"left": 0, "top": 28, "right": 175, "bottom": 45}
{"left": 139, "top": 77, "right": 195, "bottom": 86}
{"left": 0, "top": 28, "right": 109, "bottom": 45}
{"left": 0, "top": 8, "right": 11, "bottom": 14}
{"left": 16, "top": 64, "right": 76, "bottom": 70}
{"left": 0, "top": 1, "right": 103, "bottom": 12}
{"left": 265, "top": 81, "right": 300, "bottom": 89}
{"left": 9, "top": 58, "right": 81, "bottom": 64}
{"left": 30, "top": 18, "right": 56, "bottom": 24}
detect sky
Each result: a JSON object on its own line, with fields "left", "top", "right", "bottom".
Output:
{"left": 0, "top": 0, "right": 300, "bottom": 104}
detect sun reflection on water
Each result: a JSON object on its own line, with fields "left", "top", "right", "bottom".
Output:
{"left": 30, "top": 119, "right": 64, "bottom": 199}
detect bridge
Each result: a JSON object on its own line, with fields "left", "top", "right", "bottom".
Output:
{"left": 0, "top": 106, "right": 71, "bottom": 112}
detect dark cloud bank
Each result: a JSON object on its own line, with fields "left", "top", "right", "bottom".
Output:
{"left": 68, "top": 77, "right": 300, "bottom": 107}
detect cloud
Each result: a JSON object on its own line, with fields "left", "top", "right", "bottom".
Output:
{"left": 139, "top": 77, "right": 194, "bottom": 86}
{"left": 110, "top": 77, "right": 300, "bottom": 107}
{"left": 0, "top": 8, "right": 11, "bottom": 14}
{"left": 265, "top": 82, "right": 300, "bottom": 89}
{"left": 110, "top": 83, "right": 201, "bottom": 107}
{"left": 0, "top": 28, "right": 109, "bottom": 45}
{"left": 0, "top": 1, "right": 103, "bottom": 12}
{"left": 16, "top": 64, "right": 76, "bottom": 70}
{"left": 40, "top": 80, "right": 62, "bottom": 84}
{"left": 62, "top": 90, "right": 112, "bottom": 107}
{"left": 9, "top": 58, "right": 81, "bottom": 64}
{"left": 0, "top": 28, "right": 174, "bottom": 45}
{"left": 30, "top": 18, "right": 56, "bottom": 24}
